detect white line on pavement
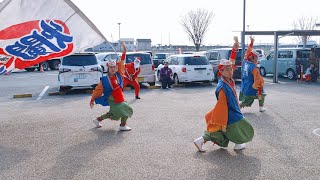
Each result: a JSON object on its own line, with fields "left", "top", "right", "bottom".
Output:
{"left": 36, "top": 86, "right": 49, "bottom": 100}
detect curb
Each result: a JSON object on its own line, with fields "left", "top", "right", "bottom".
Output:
{"left": 13, "top": 94, "right": 32, "bottom": 98}
{"left": 146, "top": 85, "right": 161, "bottom": 89}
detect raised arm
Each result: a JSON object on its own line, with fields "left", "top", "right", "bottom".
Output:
{"left": 244, "top": 36, "right": 254, "bottom": 60}
{"left": 229, "top": 36, "right": 239, "bottom": 65}
{"left": 117, "top": 42, "right": 127, "bottom": 77}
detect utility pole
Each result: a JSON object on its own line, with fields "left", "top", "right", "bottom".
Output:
{"left": 241, "top": 0, "right": 246, "bottom": 60}
{"left": 118, "top": 22, "right": 121, "bottom": 52}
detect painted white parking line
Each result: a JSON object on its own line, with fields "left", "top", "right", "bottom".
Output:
{"left": 36, "top": 86, "right": 49, "bottom": 100}
{"left": 312, "top": 128, "right": 320, "bottom": 137}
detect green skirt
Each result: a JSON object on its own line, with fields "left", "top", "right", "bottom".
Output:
{"left": 203, "top": 118, "right": 254, "bottom": 147}
{"left": 107, "top": 96, "right": 133, "bottom": 120}
{"left": 239, "top": 92, "right": 266, "bottom": 107}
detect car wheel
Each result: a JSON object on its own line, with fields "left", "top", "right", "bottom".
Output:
{"left": 40, "top": 62, "right": 49, "bottom": 71}
{"left": 49, "top": 60, "right": 60, "bottom": 70}
{"left": 287, "top": 69, "right": 296, "bottom": 80}
{"left": 173, "top": 74, "right": 179, "bottom": 85}
{"left": 259, "top": 67, "right": 266, "bottom": 77}
{"left": 148, "top": 82, "right": 155, "bottom": 86}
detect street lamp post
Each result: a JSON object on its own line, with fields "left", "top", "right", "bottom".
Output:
{"left": 315, "top": 23, "right": 320, "bottom": 45}
{"left": 241, "top": 0, "right": 246, "bottom": 61}
{"left": 118, "top": 22, "right": 121, "bottom": 52}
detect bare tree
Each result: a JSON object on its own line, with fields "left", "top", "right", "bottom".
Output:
{"left": 181, "top": 9, "right": 214, "bottom": 51}
{"left": 292, "top": 16, "right": 319, "bottom": 42}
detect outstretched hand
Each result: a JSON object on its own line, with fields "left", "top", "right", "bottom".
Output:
{"left": 250, "top": 36, "right": 255, "bottom": 44}
{"left": 121, "top": 42, "right": 127, "bottom": 52}
{"left": 90, "top": 101, "right": 94, "bottom": 109}
{"left": 232, "top": 36, "right": 239, "bottom": 51}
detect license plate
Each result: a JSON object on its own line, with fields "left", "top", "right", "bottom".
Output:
{"left": 137, "top": 77, "right": 144, "bottom": 82}
{"left": 76, "top": 73, "right": 86, "bottom": 79}
{"left": 197, "top": 70, "right": 203, "bottom": 74}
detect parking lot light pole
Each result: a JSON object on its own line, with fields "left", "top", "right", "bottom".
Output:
{"left": 315, "top": 23, "right": 320, "bottom": 45}
{"left": 118, "top": 22, "right": 121, "bottom": 52}
{"left": 241, "top": 0, "right": 246, "bottom": 61}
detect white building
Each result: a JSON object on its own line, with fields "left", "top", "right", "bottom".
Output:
{"left": 136, "top": 39, "right": 152, "bottom": 51}
{"left": 120, "top": 38, "right": 135, "bottom": 51}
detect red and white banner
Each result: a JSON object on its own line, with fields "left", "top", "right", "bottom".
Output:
{"left": 0, "top": 0, "right": 106, "bottom": 74}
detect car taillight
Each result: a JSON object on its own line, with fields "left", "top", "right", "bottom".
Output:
{"left": 152, "top": 64, "right": 155, "bottom": 71}
{"left": 59, "top": 68, "right": 71, "bottom": 73}
{"left": 182, "top": 67, "right": 187, "bottom": 73}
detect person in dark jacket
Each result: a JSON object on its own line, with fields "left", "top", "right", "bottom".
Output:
{"left": 160, "top": 61, "right": 173, "bottom": 89}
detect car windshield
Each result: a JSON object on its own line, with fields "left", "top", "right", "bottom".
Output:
{"left": 96, "top": 53, "right": 106, "bottom": 61}
{"left": 126, "top": 54, "right": 152, "bottom": 65}
{"left": 153, "top": 54, "right": 166, "bottom": 59}
{"left": 62, "top": 55, "right": 97, "bottom": 66}
{"left": 182, "top": 56, "right": 209, "bottom": 65}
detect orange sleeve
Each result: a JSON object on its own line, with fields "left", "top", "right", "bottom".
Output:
{"left": 229, "top": 50, "right": 237, "bottom": 65}
{"left": 252, "top": 68, "right": 264, "bottom": 89}
{"left": 90, "top": 81, "right": 103, "bottom": 102}
{"left": 205, "top": 89, "right": 228, "bottom": 132}
{"left": 117, "top": 48, "right": 126, "bottom": 77}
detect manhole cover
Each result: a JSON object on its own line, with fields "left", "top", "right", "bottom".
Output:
{"left": 312, "top": 128, "right": 320, "bottom": 136}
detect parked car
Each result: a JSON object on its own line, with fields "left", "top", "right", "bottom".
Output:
{"left": 259, "top": 48, "right": 312, "bottom": 80}
{"left": 206, "top": 48, "right": 244, "bottom": 81}
{"left": 157, "top": 54, "right": 214, "bottom": 85}
{"left": 25, "top": 58, "right": 61, "bottom": 72}
{"left": 96, "top": 52, "right": 119, "bottom": 72}
{"left": 58, "top": 53, "right": 102, "bottom": 91}
{"left": 125, "top": 52, "right": 156, "bottom": 86}
{"left": 152, "top": 53, "right": 174, "bottom": 69}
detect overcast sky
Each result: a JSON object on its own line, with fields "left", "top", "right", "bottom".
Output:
{"left": 2, "top": 0, "right": 320, "bottom": 46}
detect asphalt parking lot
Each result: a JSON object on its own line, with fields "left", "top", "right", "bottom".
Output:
{"left": 1, "top": 70, "right": 320, "bottom": 179}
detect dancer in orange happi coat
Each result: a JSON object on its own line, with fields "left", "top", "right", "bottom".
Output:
{"left": 123, "top": 57, "right": 141, "bottom": 99}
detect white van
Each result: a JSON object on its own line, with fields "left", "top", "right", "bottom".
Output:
{"left": 259, "top": 48, "right": 312, "bottom": 80}
{"left": 125, "top": 52, "right": 156, "bottom": 86}
{"left": 157, "top": 54, "right": 214, "bottom": 85}
{"left": 58, "top": 53, "right": 102, "bottom": 91}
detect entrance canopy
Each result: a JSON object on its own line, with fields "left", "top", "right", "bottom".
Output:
{"left": 242, "top": 30, "right": 320, "bottom": 83}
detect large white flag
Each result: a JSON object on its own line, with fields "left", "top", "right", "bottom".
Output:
{"left": 0, "top": 0, "right": 106, "bottom": 74}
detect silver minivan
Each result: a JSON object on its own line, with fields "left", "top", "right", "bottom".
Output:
{"left": 125, "top": 52, "right": 156, "bottom": 86}
{"left": 207, "top": 48, "right": 245, "bottom": 81}
{"left": 259, "top": 48, "right": 312, "bottom": 80}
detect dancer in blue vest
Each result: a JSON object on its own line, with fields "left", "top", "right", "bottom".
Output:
{"left": 239, "top": 37, "right": 266, "bottom": 112}
{"left": 194, "top": 37, "right": 254, "bottom": 152}
{"left": 90, "top": 42, "right": 133, "bottom": 131}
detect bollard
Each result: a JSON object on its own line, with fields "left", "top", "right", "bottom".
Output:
{"left": 300, "top": 64, "right": 303, "bottom": 81}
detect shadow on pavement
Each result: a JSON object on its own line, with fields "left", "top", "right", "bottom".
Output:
{"left": 47, "top": 128, "right": 124, "bottom": 179}
{"left": 193, "top": 148, "right": 261, "bottom": 179}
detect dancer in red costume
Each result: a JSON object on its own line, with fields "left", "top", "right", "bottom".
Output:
{"left": 123, "top": 57, "right": 141, "bottom": 99}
